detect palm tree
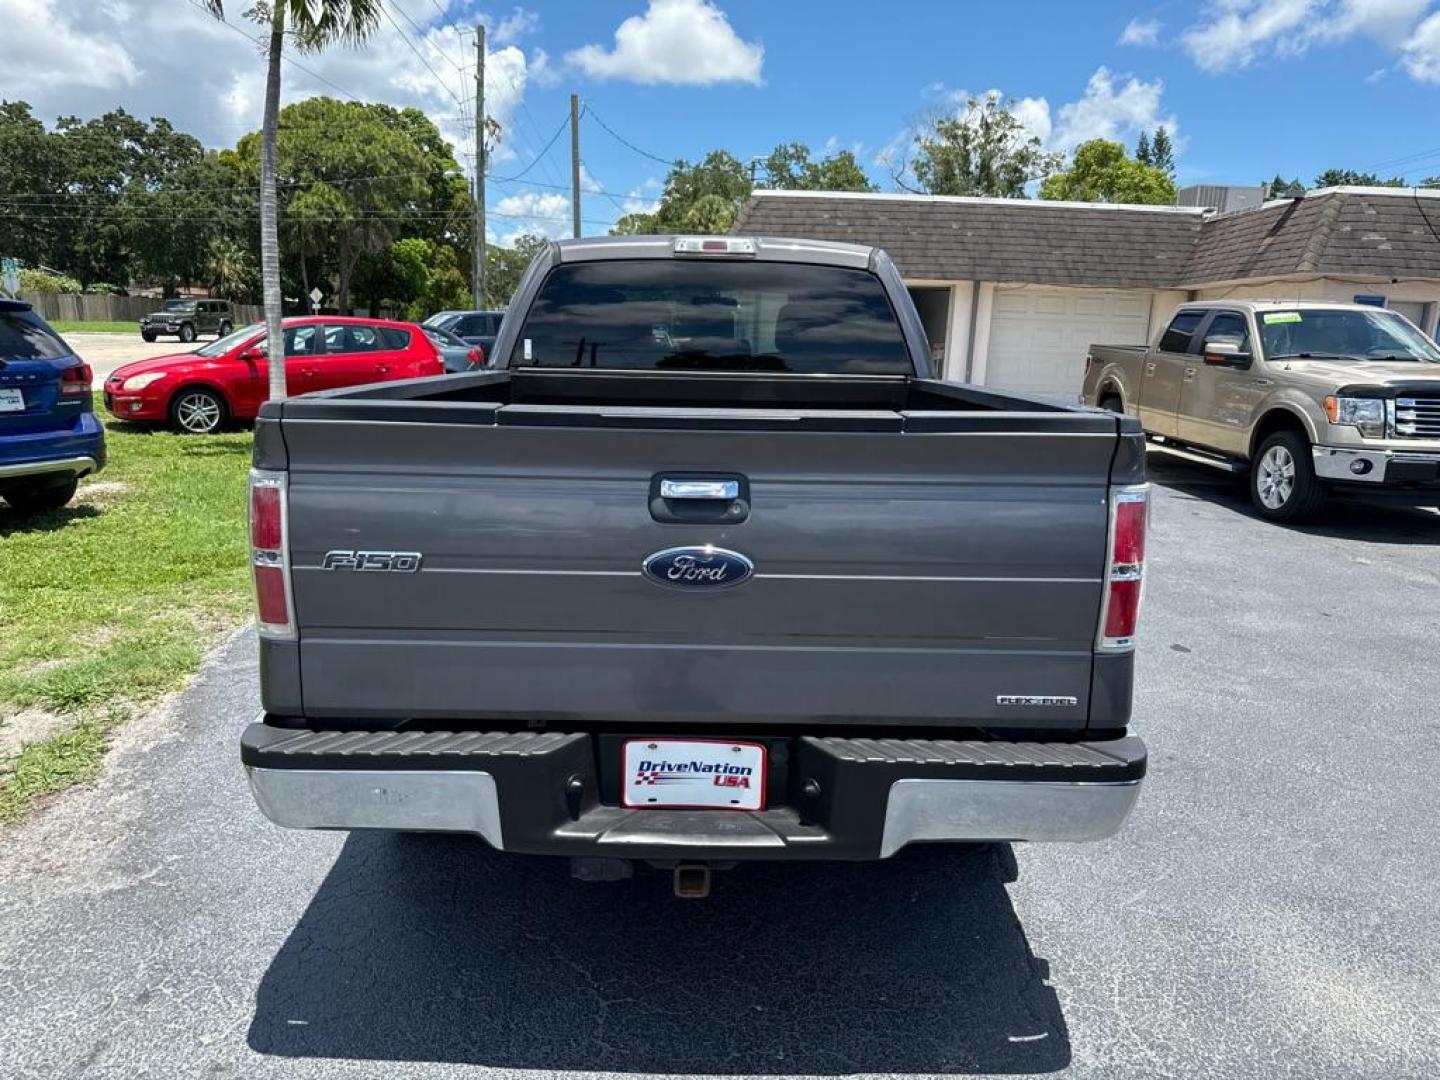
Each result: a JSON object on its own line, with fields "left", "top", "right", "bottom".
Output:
{"left": 201, "top": 1, "right": 381, "bottom": 401}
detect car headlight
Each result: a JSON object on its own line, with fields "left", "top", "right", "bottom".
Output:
{"left": 1323, "top": 396, "right": 1386, "bottom": 438}
{"left": 121, "top": 372, "right": 166, "bottom": 392}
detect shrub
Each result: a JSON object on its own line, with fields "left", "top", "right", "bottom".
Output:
{"left": 18, "top": 268, "right": 82, "bottom": 294}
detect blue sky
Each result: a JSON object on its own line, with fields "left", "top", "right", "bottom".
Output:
{"left": 4, "top": 0, "right": 1440, "bottom": 241}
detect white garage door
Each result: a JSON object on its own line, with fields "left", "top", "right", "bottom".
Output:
{"left": 985, "top": 286, "right": 1152, "bottom": 399}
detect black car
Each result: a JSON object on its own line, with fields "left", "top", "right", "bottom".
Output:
{"left": 421, "top": 309, "right": 504, "bottom": 357}
{"left": 141, "top": 299, "right": 233, "bottom": 343}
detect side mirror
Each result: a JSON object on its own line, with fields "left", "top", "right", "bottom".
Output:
{"left": 1202, "top": 339, "right": 1251, "bottom": 367}
{"left": 239, "top": 346, "right": 264, "bottom": 363}
{"left": 469, "top": 344, "right": 487, "bottom": 369}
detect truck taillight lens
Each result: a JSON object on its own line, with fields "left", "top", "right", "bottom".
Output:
{"left": 249, "top": 469, "right": 294, "bottom": 639}
{"left": 60, "top": 362, "right": 93, "bottom": 396}
{"left": 1098, "top": 484, "right": 1148, "bottom": 651}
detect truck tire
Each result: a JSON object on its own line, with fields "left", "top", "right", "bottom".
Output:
{"left": 216, "top": 320, "right": 232, "bottom": 338}
{"left": 142, "top": 331, "right": 157, "bottom": 343}
{"left": 179, "top": 322, "right": 196, "bottom": 343}
{"left": 170, "top": 387, "right": 227, "bottom": 434}
{"left": 1249, "top": 431, "right": 1327, "bottom": 523}
{"left": 1099, "top": 394, "right": 1123, "bottom": 413}
{"left": 4, "top": 478, "right": 79, "bottom": 513}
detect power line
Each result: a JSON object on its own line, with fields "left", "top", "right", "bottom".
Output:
{"left": 584, "top": 104, "right": 675, "bottom": 167}
{"left": 378, "top": 2, "right": 468, "bottom": 116}
{"left": 488, "top": 113, "right": 571, "bottom": 183}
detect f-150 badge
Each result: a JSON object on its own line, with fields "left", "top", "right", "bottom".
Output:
{"left": 643, "top": 545, "right": 753, "bottom": 591}
{"left": 321, "top": 550, "right": 422, "bottom": 572}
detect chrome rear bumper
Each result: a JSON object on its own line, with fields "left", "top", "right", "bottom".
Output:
{"left": 245, "top": 755, "right": 1142, "bottom": 859}
{"left": 0, "top": 455, "right": 99, "bottom": 480}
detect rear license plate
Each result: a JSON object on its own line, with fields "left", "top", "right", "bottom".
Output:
{"left": 0, "top": 388, "right": 23, "bottom": 412}
{"left": 622, "top": 739, "right": 767, "bottom": 810}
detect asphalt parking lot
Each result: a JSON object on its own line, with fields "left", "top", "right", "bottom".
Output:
{"left": 2, "top": 456, "right": 1438, "bottom": 1079}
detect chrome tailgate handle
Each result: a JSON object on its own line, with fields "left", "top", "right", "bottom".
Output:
{"left": 660, "top": 479, "right": 740, "bottom": 500}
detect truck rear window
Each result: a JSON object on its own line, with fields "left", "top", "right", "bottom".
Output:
{"left": 511, "top": 260, "right": 912, "bottom": 374}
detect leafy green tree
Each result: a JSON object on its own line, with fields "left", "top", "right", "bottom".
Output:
{"left": 202, "top": 0, "right": 382, "bottom": 401}
{"left": 1313, "top": 169, "right": 1405, "bottom": 188}
{"left": 1135, "top": 131, "right": 1151, "bottom": 167}
{"left": 1422, "top": 176, "right": 1440, "bottom": 188}
{"left": 1266, "top": 174, "right": 1306, "bottom": 197}
{"left": 483, "top": 233, "right": 547, "bottom": 308}
{"left": 234, "top": 97, "right": 432, "bottom": 313}
{"left": 762, "top": 142, "right": 875, "bottom": 192}
{"left": 0, "top": 101, "right": 67, "bottom": 271}
{"left": 1039, "top": 139, "right": 1177, "bottom": 205}
{"left": 902, "top": 94, "right": 1061, "bottom": 198}
{"left": 612, "top": 142, "right": 876, "bottom": 236}
{"left": 1149, "top": 127, "right": 1175, "bottom": 179}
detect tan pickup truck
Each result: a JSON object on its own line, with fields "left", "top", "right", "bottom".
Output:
{"left": 1083, "top": 300, "right": 1440, "bottom": 521}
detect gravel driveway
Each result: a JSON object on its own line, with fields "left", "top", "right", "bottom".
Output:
{"left": 2, "top": 459, "right": 1437, "bottom": 1079}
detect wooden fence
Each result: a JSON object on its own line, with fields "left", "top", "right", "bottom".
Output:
{"left": 20, "top": 293, "right": 262, "bottom": 326}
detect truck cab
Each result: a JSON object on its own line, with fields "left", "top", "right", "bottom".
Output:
{"left": 1083, "top": 301, "right": 1440, "bottom": 521}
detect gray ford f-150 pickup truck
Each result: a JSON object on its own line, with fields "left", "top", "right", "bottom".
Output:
{"left": 241, "top": 235, "right": 1150, "bottom": 892}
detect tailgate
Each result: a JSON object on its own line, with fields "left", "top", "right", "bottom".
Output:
{"left": 282, "top": 410, "right": 1114, "bottom": 729}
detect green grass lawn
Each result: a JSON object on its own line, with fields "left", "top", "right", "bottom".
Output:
{"left": 49, "top": 320, "right": 141, "bottom": 335}
{"left": 0, "top": 409, "right": 253, "bottom": 821}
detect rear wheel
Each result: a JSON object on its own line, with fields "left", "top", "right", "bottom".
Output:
{"left": 216, "top": 320, "right": 232, "bottom": 338}
{"left": 1250, "top": 431, "right": 1327, "bottom": 523}
{"left": 3, "top": 478, "right": 79, "bottom": 513}
{"left": 170, "top": 387, "right": 227, "bottom": 434}
{"left": 1099, "top": 393, "right": 1123, "bottom": 413}
{"left": 178, "top": 322, "right": 196, "bottom": 343}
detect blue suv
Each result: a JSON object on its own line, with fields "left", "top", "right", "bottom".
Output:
{"left": 0, "top": 299, "right": 105, "bottom": 513}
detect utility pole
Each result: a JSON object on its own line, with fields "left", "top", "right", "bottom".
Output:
{"left": 570, "top": 93, "right": 581, "bottom": 239}
{"left": 473, "top": 23, "right": 486, "bottom": 308}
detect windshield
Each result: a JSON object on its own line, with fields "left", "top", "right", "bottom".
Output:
{"left": 195, "top": 322, "right": 262, "bottom": 357}
{"left": 511, "top": 260, "right": 912, "bottom": 374}
{"left": 0, "top": 310, "right": 71, "bottom": 361}
{"left": 1259, "top": 309, "right": 1440, "bottom": 363}
{"left": 162, "top": 299, "right": 196, "bottom": 312}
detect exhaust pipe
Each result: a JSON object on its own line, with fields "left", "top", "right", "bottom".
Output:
{"left": 673, "top": 863, "right": 711, "bottom": 899}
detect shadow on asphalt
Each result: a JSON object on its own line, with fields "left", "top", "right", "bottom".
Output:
{"left": 247, "top": 836, "right": 1070, "bottom": 1075}
{"left": 1147, "top": 452, "right": 1440, "bottom": 545}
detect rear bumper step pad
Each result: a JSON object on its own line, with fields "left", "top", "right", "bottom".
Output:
{"left": 242, "top": 722, "right": 1144, "bottom": 860}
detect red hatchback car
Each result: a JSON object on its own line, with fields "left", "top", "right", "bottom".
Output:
{"left": 104, "top": 316, "right": 442, "bottom": 433}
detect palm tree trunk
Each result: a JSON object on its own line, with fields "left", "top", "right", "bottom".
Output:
{"left": 260, "top": 3, "right": 287, "bottom": 401}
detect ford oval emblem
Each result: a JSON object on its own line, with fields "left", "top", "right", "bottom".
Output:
{"left": 643, "top": 545, "right": 754, "bottom": 591}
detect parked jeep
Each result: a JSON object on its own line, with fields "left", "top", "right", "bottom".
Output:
{"left": 1084, "top": 301, "right": 1440, "bottom": 521}
{"left": 140, "top": 299, "right": 233, "bottom": 343}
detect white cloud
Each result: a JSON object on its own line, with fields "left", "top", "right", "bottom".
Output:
{"left": 0, "top": 0, "right": 138, "bottom": 91}
{"left": 1051, "top": 67, "right": 1179, "bottom": 152}
{"left": 567, "top": 0, "right": 763, "bottom": 85}
{"left": 0, "top": 0, "right": 535, "bottom": 179}
{"left": 493, "top": 191, "right": 571, "bottom": 243}
{"left": 1402, "top": 9, "right": 1440, "bottom": 80}
{"left": 924, "top": 71, "right": 1175, "bottom": 157}
{"left": 1182, "top": 0, "right": 1430, "bottom": 72}
{"left": 493, "top": 7, "right": 539, "bottom": 46}
{"left": 1119, "top": 17, "right": 1163, "bottom": 46}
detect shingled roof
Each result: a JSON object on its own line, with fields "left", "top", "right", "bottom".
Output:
{"left": 733, "top": 188, "right": 1440, "bottom": 288}
{"left": 1180, "top": 188, "right": 1440, "bottom": 285}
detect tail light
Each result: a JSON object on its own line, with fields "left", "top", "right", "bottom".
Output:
{"left": 60, "top": 362, "right": 93, "bottom": 396}
{"left": 249, "top": 469, "right": 295, "bottom": 639}
{"left": 1097, "top": 484, "right": 1149, "bottom": 651}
